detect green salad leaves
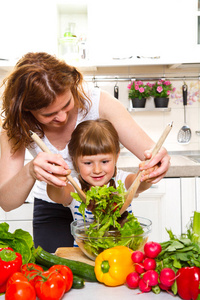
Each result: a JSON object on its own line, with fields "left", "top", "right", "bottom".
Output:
{"left": 71, "top": 180, "right": 144, "bottom": 256}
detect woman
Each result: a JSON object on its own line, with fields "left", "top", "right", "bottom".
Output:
{"left": 0, "top": 52, "right": 170, "bottom": 252}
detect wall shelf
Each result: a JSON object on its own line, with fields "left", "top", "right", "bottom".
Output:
{"left": 128, "top": 108, "right": 171, "bottom": 112}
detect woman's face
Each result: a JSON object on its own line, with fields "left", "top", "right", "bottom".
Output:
{"left": 29, "top": 90, "right": 75, "bottom": 128}
{"left": 77, "top": 153, "right": 118, "bottom": 187}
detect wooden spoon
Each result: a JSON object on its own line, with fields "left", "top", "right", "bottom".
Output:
{"left": 119, "top": 122, "right": 173, "bottom": 215}
{"left": 29, "top": 130, "right": 86, "bottom": 203}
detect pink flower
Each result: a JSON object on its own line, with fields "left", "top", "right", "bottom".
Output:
{"left": 135, "top": 84, "right": 139, "bottom": 90}
{"left": 137, "top": 81, "right": 143, "bottom": 85}
{"left": 157, "top": 86, "right": 163, "bottom": 93}
{"left": 157, "top": 80, "right": 163, "bottom": 85}
{"left": 127, "top": 83, "right": 132, "bottom": 89}
{"left": 164, "top": 81, "right": 171, "bottom": 86}
{"left": 146, "top": 82, "right": 153, "bottom": 87}
{"left": 167, "top": 90, "right": 171, "bottom": 95}
{"left": 139, "top": 87, "right": 144, "bottom": 93}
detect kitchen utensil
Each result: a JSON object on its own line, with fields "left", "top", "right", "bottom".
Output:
{"left": 119, "top": 121, "right": 173, "bottom": 215}
{"left": 114, "top": 80, "right": 119, "bottom": 99}
{"left": 29, "top": 130, "right": 86, "bottom": 203}
{"left": 177, "top": 84, "right": 192, "bottom": 144}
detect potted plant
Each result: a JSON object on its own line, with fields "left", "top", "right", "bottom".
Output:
{"left": 127, "top": 81, "right": 152, "bottom": 108}
{"left": 150, "top": 79, "right": 175, "bottom": 107}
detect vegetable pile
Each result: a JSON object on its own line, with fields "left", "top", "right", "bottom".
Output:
{"left": 0, "top": 222, "right": 97, "bottom": 299}
{"left": 71, "top": 181, "right": 145, "bottom": 256}
{"left": 124, "top": 211, "right": 200, "bottom": 300}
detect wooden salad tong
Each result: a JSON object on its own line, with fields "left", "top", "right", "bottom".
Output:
{"left": 119, "top": 122, "right": 173, "bottom": 215}
{"left": 29, "top": 130, "right": 86, "bottom": 203}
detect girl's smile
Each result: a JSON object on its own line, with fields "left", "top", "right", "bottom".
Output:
{"left": 77, "top": 153, "right": 118, "bottom": 186}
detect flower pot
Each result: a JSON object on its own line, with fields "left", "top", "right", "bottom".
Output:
{"left": 154, "top": 97, "right": 169, "bottom": 108}
{"left": 131, "top": 98, "right": 146, "bottom": 108}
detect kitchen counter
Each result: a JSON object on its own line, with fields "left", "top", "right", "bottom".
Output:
{"left": 0, "top": 282, "right": 175, "bottom": 300}
{"left": 117, "top": 150, "right": 200, "bottom": 178}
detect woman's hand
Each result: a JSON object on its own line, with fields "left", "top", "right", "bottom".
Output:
{"left": 30, "top": 152, "right": 70, "bottom": 187}
{"left": 139, "top": 147, "right": 171, "bottom": 183}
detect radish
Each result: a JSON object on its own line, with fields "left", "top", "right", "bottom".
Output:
{"left": 144, "top": 241, "right": 162, "bottom": 258}
{"left": 138, "top": 278, "right": 151, "bottom": 292}
{"left": 159, "top": 282, "right": 170, "bottom": 291}
{"left": 126, "top": 271, "right": 140, "bottom": 289}
{"left": 135, "top": 262, "right": 145, "bottom": 274}
{"left": 143, "top": 270, "right": 159, "bottom": 287}
{"left": 131, "top": 251, "right": 144, "bottom": 263}
{"left": 159, "top": 268, "right": 176, "bottom": 287}
{"left": 143, "top": 258, "right": 156, "bottom": 270}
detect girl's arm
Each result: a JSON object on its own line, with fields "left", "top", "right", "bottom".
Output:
{"left": 47, "top": 180, "right": 75, "bottom": 206}
{"left": 99, "top": 90, "right": 171, "bottom": 183}
{"left": 124, "top": 164, "right": 159, "bottom": 197}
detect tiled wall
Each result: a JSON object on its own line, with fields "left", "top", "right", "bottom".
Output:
{"left": 89, "top": 79, "right": 200, "bottom": 152}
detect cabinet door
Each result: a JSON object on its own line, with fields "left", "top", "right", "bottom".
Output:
{"left": 3, "top": 203, "right": 34, "bottom": 237}
{"left": 88, "top": 0, "right": 196, "bottom": 64}
{"left": 131, "top": 178, "right": 181, "bottom": 242}
{"left": 0, "top": 0, "right": 57, "bottom": 60}
{"left": 181, "top": 177, "right": 197, "bottom": 233}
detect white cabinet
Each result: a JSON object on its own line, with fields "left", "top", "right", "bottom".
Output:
{"left": 181, "top": 177, "right": 200, "bottom": 232}
{"left": 0, "top": 202, "right": 33, "bottom": 237}
{"left": 0, "top": 0, "right": 57, "bottom": 60}
{"left": 132, "top": 176, "right": 200, "bottom": 243}
{"left": 131, "top": 178, "right": 181, "bottom": 243}
{"left": 87, "top": 0, "right": 198, "bottom": 65}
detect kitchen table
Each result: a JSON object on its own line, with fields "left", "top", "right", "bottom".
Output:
{"left": 0, "top": 283, "right": 176, "bottom": 300}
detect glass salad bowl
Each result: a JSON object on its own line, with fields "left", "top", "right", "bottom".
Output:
{"left": 70, "top": 217, "right": 152, "bottom": 261}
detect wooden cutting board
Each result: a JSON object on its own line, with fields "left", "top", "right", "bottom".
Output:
{"left": 55, "top": 247, "right": 95, "bottom": 266}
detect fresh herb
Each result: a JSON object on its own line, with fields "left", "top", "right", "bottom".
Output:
{"left": 0, "top": 222, "right": 35, "bottom": 264}
{"left": 155, "top": 211, "right": 200, "bottom": 274}
{"left": 71, "top": 181, "right": 144, "bottom": 256}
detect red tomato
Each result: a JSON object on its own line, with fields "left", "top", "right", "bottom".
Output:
{"left": 5, "top": 281, "right": 36, "bottom": 300}
{"left": 48, "top": 265, "right": 73, "bottom": 292}
{"left": 35, "top": 270, "right": 66, "bottom": 300}
{"left": 6, "top": 272, "right": 28, "bottom": 290}
{"left": 21, "top": 263, "right": 44, "bottom": 286}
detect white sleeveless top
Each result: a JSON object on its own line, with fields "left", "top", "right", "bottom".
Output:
{"left": 28, "top": 87, "right": 100, "bottom": 203}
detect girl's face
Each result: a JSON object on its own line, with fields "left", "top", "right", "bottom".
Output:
{"left": 77, "top": 153, "right": 118, "bottom": 187}
{"left": 29, "top": 90, "right": 75, "bottom": 129}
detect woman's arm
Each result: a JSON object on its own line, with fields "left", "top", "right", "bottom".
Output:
{"left": 99, "top": 90, "right": 171, "bottom": 183}
{"left": 0, "top": 131, "right": 36, "bottom": 211}
{"left": 0, "top": 130, "right": 70, "bottom": 211}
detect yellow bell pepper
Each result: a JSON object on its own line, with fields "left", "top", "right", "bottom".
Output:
{"left": 94, "top": 246, "right": 135, "bottom": 286}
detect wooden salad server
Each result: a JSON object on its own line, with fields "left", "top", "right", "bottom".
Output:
{"left": 119, "top": 121, "right": 173, "bottom": 215}
{"left": 29, "top": 130, "right": 86, "bottom": 203}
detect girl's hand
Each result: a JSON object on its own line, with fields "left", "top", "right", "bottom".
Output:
{"left": 30, "top": 152, "right": 70, "bottom": 187}
{"left": 139, "top": 147, "right": 171, "bottom": 183}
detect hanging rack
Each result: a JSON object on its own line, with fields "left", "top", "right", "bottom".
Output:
{"left": 84, "top": 75, "right": 200, "bottom": 82}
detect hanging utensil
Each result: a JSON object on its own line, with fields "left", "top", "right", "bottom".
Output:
{"left": 29, "top": 130, "right": 86, "bottom": 203}
{"left": 177, "top": 83, "right": 192, "bottom": 144}
{"left": 119, "top": 121, "right": 173, "bottom": 215}
{"left": 114, "top": 78, "right": 119, "bottom": 99}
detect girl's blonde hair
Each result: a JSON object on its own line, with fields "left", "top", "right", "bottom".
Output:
{"left": 1, "top": 52, "right": 91, "bottom": 152}
{"left": 68, "top": 118, "right": 120, "bottom": 191}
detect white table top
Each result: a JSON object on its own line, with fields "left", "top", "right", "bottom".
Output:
{"left": 0, "top": 281, "right": 175, "bottom": 300}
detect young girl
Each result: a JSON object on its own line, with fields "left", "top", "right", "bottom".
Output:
{"left": 47, "top": 118, "right": 156, "bottom": 221}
